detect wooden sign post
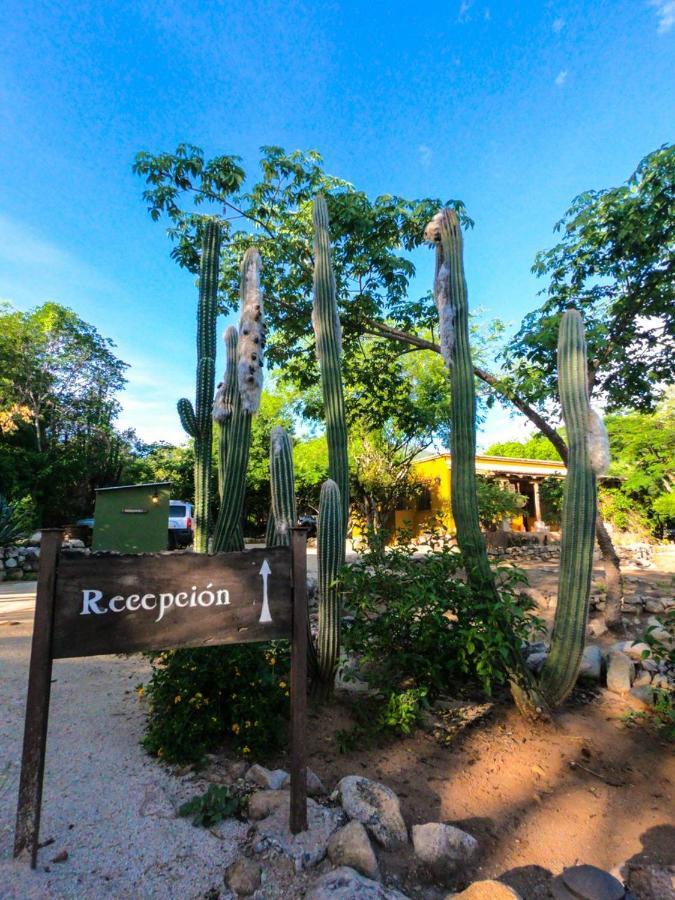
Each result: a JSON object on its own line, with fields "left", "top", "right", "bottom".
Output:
{"left": 14, "top": 528, "right": 308, "bottom": 868}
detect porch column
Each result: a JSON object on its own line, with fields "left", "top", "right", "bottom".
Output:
{"left": 532, "top": 478, "right": 543, "bottom": 524}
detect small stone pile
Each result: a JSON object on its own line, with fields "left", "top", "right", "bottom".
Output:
{"left": 0, "top": 532, "right": 89, "bottom": 582}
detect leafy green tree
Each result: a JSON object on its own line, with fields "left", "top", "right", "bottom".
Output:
{"left": 0, "top": 302, "right": 131, "bottom": 523}
{"left": 127, "top": 441, "right": 196, "bottom": 502}
{"left": 475, "top": 477, "right": 527, "bottom": 531}
{"left": 486, "top": 434, "right": 562, "bottom": 461}
{"left": 502, "top": 144, "right": 674, "bottom": 414}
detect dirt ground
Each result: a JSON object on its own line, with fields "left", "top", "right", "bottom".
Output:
{"left": 0, "top": 556, "right": 673, "bottom": 899}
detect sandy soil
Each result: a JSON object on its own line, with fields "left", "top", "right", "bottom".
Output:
{"left": 0, "top": 557, "right": 673, "bottom": 899}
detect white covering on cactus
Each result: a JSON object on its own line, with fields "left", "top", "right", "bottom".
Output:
{"left": 237, "top": 249, "right": 264, "bottom": 413}
{"left": 587, "top": 408, "right": 611, "bottom": 475}
{"left": 425, "top": 211, "right": 455, "bottom": 367}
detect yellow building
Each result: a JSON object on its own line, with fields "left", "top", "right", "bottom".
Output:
{"left": 394, "top": 451, "right": 567, "bottom": 536}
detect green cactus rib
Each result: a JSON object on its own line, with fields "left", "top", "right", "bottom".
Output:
{"left": 429, "top": 210, "right": 547, "bottom": 715}
{"left": 264, "top": 507, "right": 277, "bottom": 548}
{"left": 312, "top": 197, "right": 349, "bottom": 555}
{"left": 268, "top": 427, "right": 297, "bottom": 547}
{"left": 177, "top": 221, "right": 221, "bottom": 553}
{"left": 539, "top": 310, "right": 598, "bottom": 704}
{"left": 317, "top": 479, "right": 343, "bottom": 683}
{"left": 214, "top": 326, "right": 244, "bottom": 550}
{"left": 212, "top": 409, "right": 250, "bottom": 551}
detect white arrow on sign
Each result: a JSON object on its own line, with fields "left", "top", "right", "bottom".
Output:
{"left": 258, "top": 559, "right": 272, "bottom": 623}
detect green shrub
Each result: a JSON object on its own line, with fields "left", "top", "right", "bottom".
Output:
{"left": 341, "top": 530, "right": 543, "bottom": 700}
{"left": 140, "top": 642, "right": 291, "bottom": 765}
{"left": 178, "top": 785, "right": 247, "bottom": 827}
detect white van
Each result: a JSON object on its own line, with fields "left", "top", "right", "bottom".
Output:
{"left": 168, "top": 500, "right": 193, "bottom": 549}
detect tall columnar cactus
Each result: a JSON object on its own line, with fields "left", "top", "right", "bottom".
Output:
{"left": 212, "top": 248, "right": 265, "bottom": 552}
{"left": 539, "top": 310, "right": 608, "bottom": 704}
{"left": 425, "top": 210, "right": 546, "bottom": 713}
{"left": 267, "top": 427, "right": 296, "bottom": 547}
{"left": 311, "top": 196, "right": 349, "bottom": 683}
{"left": 316, "top": 479, "right": 343, "bottom": 683}
{"left": 178, "top": 222, "right": 221, "bottom": 553}
{"left": 213, "top": 325, "right": 244, "bottom": 549}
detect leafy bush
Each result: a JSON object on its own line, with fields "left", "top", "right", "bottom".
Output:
{"left": 140, "top": 643, "right": 291, "bottom": 765}
{"left": 178, "top": 785, "right": 247, "bottom": 827}
{"left": 341, "top": 530, "right": 543, "bottom": 702}
{"left": 475, "top": 476, "right": 527, "bottom": 530}
{"left": 0, "top": 494, "right": 34, "bottom": 547}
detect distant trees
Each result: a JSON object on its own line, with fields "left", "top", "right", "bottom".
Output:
{"left": 0, "top": 302, "right": 132, "bottom": 524}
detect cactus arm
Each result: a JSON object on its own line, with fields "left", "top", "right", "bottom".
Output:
{"left": 311, "top": 197, "right": 349, "bottom": 687}
{"left": 181, "top": 221, "right": 221, "bottom": 553}
{"left": 177, "top": 398, "right": 197, "bottom": 438}
{"left": 268, "top": 427, "right": 297, "bottom": 547}
{"left": 316, "top": 479, "right": 343, "bottom": 683}
{"left": 211, "top": 249, "right": 264, "bottom": 552}
{"left": 539, "top": 310, "right": 603, "bottom": 704}
{"left": 312, "top": 197, "right": 349, "bottom": 553}
{"left": 426, "top": 210, "right": 547, "bottom": 715}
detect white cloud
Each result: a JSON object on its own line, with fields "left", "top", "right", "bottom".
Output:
{"left": 418, "top": 145, "right": 433, "bottom": 168}
{"left": 115, "top": 353, "right": 193, "bottom": 445}
{"left": 458, "top": 0, "right": 473, "bottom": 21}
{"left": 555, "top": 69, "right": 568, "bottom": 87}
{"left": 650, "top": 0, "right": 675, "bottom": 32}
{"left": 552, "top": 17, "right": 565, "bottom": 33}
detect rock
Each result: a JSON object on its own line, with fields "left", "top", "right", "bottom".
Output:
{"left": 652, "top": 673, "right": 670, "bottom": 690}
{"left": 550, "top": 864, "right": 625, "bottom": 899}
{"left": 627, "top": 685, "right": 654, "bottom": 710}
{"left": 450, "top": 880, "right": 522, "bottom": 899}
{"left": 29, "top": 531, "right": 42, "bottom": 544}
{"left": 248, "top": 790, "right": 288, "bottom": 821}
{"left": 633, "top": 670, "right": 652, "bottom": 687}
{"left": 305, "top": 866, "right": 409, "bottom": 900}
{"left": 411, "top": 822, "right": 478, "bottom": 879}
{"left": 578, "top": 645, "right": 603, "bottom": 683}
{"left": 254, "top": 794, "right": 346, "bottom": 871}
{"left": 307, "top": 768, "right": 327, "bottom": 797}
{"left": 327, "top": 821, "right": 380, "bottom": 881}
{"left": 525, "top": 651, "right": 548, "bottom": 674}
{"left": 225, "top": 857, "right": 262, "bottom": 896}
{"left": 588, "top": 619, "right": 608, "bottom": 638}
{"left": 245, "top": 763, "right": 289, "bottom": 790}
{"left": 624, "top": 642, "right": 651, "bottom": 661}
{"left": 337, "top": 776, "right": 407, "bottom": 849}
{"left": 625, "top": 863, "right": 675, "bottom": 900}
{"left": 526, "top": 641, "right": 548, "bottom": 656}
{"left": 228, "top": 760, "right": 249, "bottom": 780}
{"left": 606, "top": 652, "right": 634, "bottom": 695}
{"left": 4, "top": 557, "right": 17, "bottom": 569}
{"left": 645, "top": 598, "right": 666, "bottom": 614}
{"left": 64, "top": 538, "right": 85, "bottom": 549}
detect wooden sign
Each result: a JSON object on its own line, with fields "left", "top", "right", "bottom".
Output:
{"left": 14, "top": 529, "right": 308, "bottom": 868}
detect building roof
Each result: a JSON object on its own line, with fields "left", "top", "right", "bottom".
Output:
{"left": 95, "top": 481, "right": 172, "bottom": 492}
{"left": 413, "top": 451, "right": 567, "bottom": 476}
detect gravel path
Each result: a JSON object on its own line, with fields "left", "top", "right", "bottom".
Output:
{"left": 0, "top": 620, "right": 245, "bottom": 899}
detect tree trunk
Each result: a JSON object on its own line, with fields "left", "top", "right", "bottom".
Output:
{"left": 361, "top": 317, "right": 625, "bottom": 628}
{"left": 595, "top": 512, "right": 624, "bottom": 629}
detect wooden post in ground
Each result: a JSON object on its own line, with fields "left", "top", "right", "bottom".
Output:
{"left": 14, "top": 529, "right": 63, "bottom": 868}
{"left": 289, "top": 527, "right": 308, "bottom": 834}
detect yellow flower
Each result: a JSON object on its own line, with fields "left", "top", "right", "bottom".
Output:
{"left": 136, "top": 686, "right": 145, "bottom": 697}
{"left": 245, "top": 720, "right": 251, "bottom": 728}
{"left": 285, "top": 690, "right": 290, "bottom": 697}
{"left": 174, "top": 695, "right": 182, "bottom": 704}
{"left": 242, "top": 745, "right": 251, "bottom": 755}
{"left": 232, "top": 723, "right": 241, "bottom": 734}
{"left": 279, "top": 681, "right": 287, "bottom": 689}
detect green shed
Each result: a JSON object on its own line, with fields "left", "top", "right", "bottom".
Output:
{"left": 92, "top": 482, "right": 171, "bottom": 553}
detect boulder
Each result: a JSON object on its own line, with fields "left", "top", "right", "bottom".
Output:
{"left": 578, "top": 645, "right": 603, "bottom": 683}
{"left": 305, "top": 867, "right": 409, "bottom": 900}
{"left": 225, "top": 857, "right": 262, "bottom": 896}
{"left": 337, "top": 776, "right": 407, "bottom": 848}
{"left": 588, "top": 619, "right": 608, "bottom": 639}
{"left": 253, "top": 794, "right": 346, "bottom": 871}
{"left": 248, "top": 790, "right": 288, "bottom": 821}
{"left": 411, "top": 822, "right": 478, "bottom": 879}
{"left": 245, "top": 763, "right": 289, "bottom": 790}
{"left": 625, "top": 863, "right": 675, "bottom": 900}
{"left": 307, "top": 768, "right": 327, "bottom": 797}
{"left": 526, "top": 651, "right": 548, "bottom": 674}
{"left": 606, "top": 652, "right": 634, "bottom": 695}
{"left": 327, "top": 820, "right": 380, "bottom": 881}
{"left": 645, "top": 598, "right": 666, "bottom": 614}
{"left": 4, "top": 557, "right": 18, "bottom": 569}
{"left": 449, "top": 880, "right": 522, "bottom": 899}
{"left": 627, "top": 685, "right": 654, "bottom": 710}
{"left": 623, "top": 642, "right": 651, "bottom": 661}
{"left": 550, "top": 864, "right": 625, "bottom": 899}
{"left": 633, "top": 670, "right": 652, "bottom": 687}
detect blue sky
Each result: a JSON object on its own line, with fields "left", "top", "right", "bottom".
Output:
{"left": 1, "top": 0, "right": 673, "bottom": 447}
